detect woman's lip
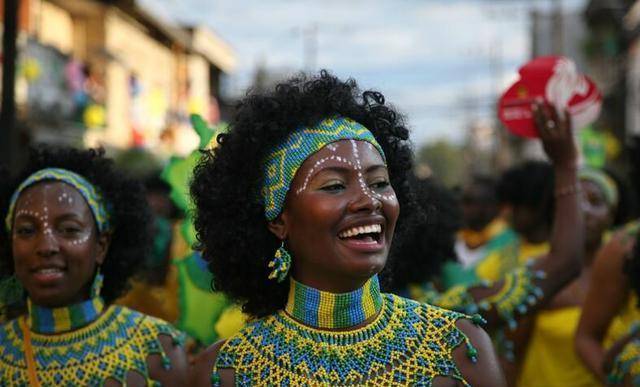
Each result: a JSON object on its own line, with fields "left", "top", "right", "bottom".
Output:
{"left": 338, "top": 234, "right": 386, "bottom": 253}
{"left": 31, "top": 269, "right": 65, "bottom": 283}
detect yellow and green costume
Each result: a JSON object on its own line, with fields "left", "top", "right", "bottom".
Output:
{"left": 444, "top": 219, "right": 511, "bottom": 288}
{"left": 475, "top": 237, "right": 549, "bottom": 283}
{"left": 517, "top": 307, "right": 600, "bottom": 387}
{"left": 212, "top": 275, "right": 484, "bottom": 386}
{"left": 0, "top": 297, "right": 184, "bottom": 386}
{"left": 609, "top": 323, "right": 640, "bottom": 386}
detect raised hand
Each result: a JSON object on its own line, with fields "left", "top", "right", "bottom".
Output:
{"left": 532, "top": 99, "right": 578, "bottom": 169}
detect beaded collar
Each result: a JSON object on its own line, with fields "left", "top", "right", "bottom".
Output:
{"left": 214, "top": 294, "right": 483, "bottom": 386}
{"left": 27, "top": 297, "right": 105, "bottom": 334}
{"left": 284, "top": 275, "right": 383, "bottom": 329}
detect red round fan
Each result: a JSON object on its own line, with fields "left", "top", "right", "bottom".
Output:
{"left": 498, "top": 56, "right": 602, "bottom": 138}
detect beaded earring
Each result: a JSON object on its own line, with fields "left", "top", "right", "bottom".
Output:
{"left": 268, "top": 242, "right": 291, "bottom": 283}
{"left": 90, "top": 267, "right": 104, "bottom": 298}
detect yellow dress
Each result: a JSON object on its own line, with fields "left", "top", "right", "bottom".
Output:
{"left": 517, "top": 307, "right": 600, "bottom": 387}
{"left": 517, "top": 295, "right": 640, "bottom": 387}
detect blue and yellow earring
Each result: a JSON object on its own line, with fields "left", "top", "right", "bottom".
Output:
{"left": 268, "top": 242, "right": 291, "bottom": 282}
{"left": 90, "top": 267, "right": 104, "bottom": 298}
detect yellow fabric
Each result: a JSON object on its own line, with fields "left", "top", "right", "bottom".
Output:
{"left": 115, "top": 265, "right": 180, "bottom": 324}
{"left": 518, "top": 307, "right": 600, "bottom": 387}
{"left": 116, "top": 222, "right": 185, "bottom": 323}
{"left": 458, "top": 218, "right": 508, "bottom": 249}
{"left": 476, "top": 238, "right": 549, "bottom": 282}
{"left": 604, "top": 293, "right": 640, "bottom": 348}
{"left": 213, "top": 305, "right": 247, "bottom": 339}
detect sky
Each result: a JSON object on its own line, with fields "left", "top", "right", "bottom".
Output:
{"left": 141, "top": 0, "right": 587, "bottom": 146}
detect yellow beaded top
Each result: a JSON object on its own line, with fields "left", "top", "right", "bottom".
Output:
{"left": 212, "top": 294, "right": 481, "bottom": 386}
{"left": 0, "top": 305, "right": 184, "bottom": 386}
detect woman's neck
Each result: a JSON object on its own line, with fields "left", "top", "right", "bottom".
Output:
{"left": 27, "top": 296, "right": 105, "bottom": 334}
{"left": 284, "top": 275, "right": 383, "bottom": 330}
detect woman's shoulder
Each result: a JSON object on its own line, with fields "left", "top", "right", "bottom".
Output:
{"left": 387, "top": 292, "right": 479, "bottom": 324}
{"left": 113, "top": 305, "right": 186, "bottom": 345}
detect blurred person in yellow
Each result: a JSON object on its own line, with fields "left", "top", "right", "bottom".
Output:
{"left": 515, "top": 167, "right": 621, "bottom": 387}
{"left": 475, "top": 161, "right": 554, "bottom": 282}
{"left": 575, "top": 219, "right": 640, "bottom": 384}
{"left": 442, "top": 174, "right": 509, "bottom": 288}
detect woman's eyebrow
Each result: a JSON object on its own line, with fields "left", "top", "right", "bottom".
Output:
{"left": 363, "top": 164, "right": 387, "bottom": 173}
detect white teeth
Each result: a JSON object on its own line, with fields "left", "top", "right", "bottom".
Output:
{"left": 338, "top": 224, "right": 382, "bottom": 238}
{"left": 36, "top": 268, "right": 62, "bottom": 274}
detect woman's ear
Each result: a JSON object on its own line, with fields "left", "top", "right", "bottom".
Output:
{"left": 267, "top": 212, "right": 289, "bottom": 240}
{"left": 95, "top": 231, "right": 112, "bottom": 266}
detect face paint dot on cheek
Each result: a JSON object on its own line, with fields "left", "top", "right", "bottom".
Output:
{"left": 69, "top": 234, "right": 90, "bottom": 245}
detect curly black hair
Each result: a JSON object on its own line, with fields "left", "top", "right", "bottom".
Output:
{"left": 497, "top": 160, "right": 555, "bottom": 226}
{"left": 383, "top": 176, "right": 462, "bottom": 292}
{"left": 0, "top": 146, "right": 152, "bottom": 305}
{"left": 190, "top": 71, "right": 417, "bottom": 318}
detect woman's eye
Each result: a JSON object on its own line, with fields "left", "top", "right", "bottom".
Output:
{"left": 14, "top": 226, "right": 35, "bottom": 236}
{"left": 320, "top": 183, "right": 345, "bottom": 192}
{"left": 60, "top": 225, "right": 82, "bottom": 235}
{"left": 370, "top": 180, "right": 390, "bottom": 190}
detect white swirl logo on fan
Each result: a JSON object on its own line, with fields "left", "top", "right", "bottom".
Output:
{"left": 545, "top": 57, "right": 601, "bottom": 130}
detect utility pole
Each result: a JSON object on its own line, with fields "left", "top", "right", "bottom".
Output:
{"left": 552, "top": 0, "right": 564, "bottom": 54}
{"left": 0, "top": 0, "right": 20, "bottom": 168}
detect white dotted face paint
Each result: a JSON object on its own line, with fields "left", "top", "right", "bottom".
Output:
{"left": 57, "top": 192, "right": 74, "bottom": 205}
{"left": 13, "top": 182, "right": 94, "bottom": 247}
{"left": 295, "top": 140, "right": 397, "bottom": 204}
{"left": 349, "top": 140, "right": 396, "bottom": 203}
{"left": 68, "top": 233, "right": 90, "bottom": 245}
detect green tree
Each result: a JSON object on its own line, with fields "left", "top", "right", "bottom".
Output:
{"left": 416, "top": 140, "right": 466, "bottom": 187}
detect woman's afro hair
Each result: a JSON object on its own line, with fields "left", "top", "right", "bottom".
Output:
{"left": 497, "top": 160, "right": 555, "bottom": 226}
{"left": 190, "top": 70, "right": 418, "bottom": 318}
{"left": 0, "top": 146, "right": 152, "bottom": 305}
{"left": 382, "top": 176, "right": 462, "bottom": 292}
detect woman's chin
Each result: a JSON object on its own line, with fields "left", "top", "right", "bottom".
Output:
{"left": 344, "top": 257, "right": 386, "bottom": 279}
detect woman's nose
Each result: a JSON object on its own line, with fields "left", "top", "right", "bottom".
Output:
{"left": 347, "top": 186, "right": 382, "bottom": 213}
{"left": 35, "top": 229, "right": 60, "bottom": 257}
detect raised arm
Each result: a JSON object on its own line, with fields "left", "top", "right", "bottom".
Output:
{"left": 425, "top": 102, "right": 583, "bottom": 332}
{"left": 575, "top": 231, "right": 636, "bottom": 381}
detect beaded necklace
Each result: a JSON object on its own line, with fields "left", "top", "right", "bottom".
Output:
{"left": 213, "top": 294, "right": 484, "bottom": 386}
{"left": 285, "top": 275, "right": 383, "bottom": 329}
{"left": 27, "top": 297, "right": 104, "bottom": 334}
{"left": 0, "top": 305, "right": 184, "bottom": 385}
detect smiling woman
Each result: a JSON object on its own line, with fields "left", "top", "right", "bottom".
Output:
{"left": 0, "top": 147, "right": 187, "bottom": 386}
{"left": 189, "top": 71, "right": 505, "bottom": 386}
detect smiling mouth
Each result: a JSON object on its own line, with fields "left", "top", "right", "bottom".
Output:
{"left": 338, "top": 224, "right": 383, "bottom": 243}
{"left": 32, "top": 267, "right": 65, "bottom": 282}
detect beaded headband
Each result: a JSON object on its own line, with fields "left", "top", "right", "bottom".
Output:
{"left": 262, "top": 116, "right": 386, "bottom": 221}
{"left": 578, "top": 167, "right": 618, "bottom": 207}
{"left": 5, "top": 168, "right": 111, "bottom": 233}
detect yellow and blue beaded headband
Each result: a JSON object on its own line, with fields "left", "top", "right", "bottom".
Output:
{"left": 261, "top": 116, "right": 386, "bottom": 221}
{"left": 578, "top": 167, "right": 618, "bottom": 207}
{"left": 5, "top": 168, "right": 111, "bottom": 233}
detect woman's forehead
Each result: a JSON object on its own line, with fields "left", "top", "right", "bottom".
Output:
{"left": 15, "top": 181, "right": 87, "bottom": 210}
{"left": 310, "top": 139, "right": 384, "bottom": 164}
